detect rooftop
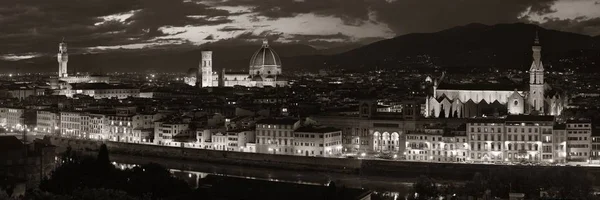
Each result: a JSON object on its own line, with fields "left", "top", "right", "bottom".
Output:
{"left": 295, "top": 126, "right": 341, "bottom": 133}
{"left": 566, "top": 119, "right": 592, "bottom": 123}
{"left": 225, "top": 71, "right": 249, "bottom": 75}
{"left": 505, "top": 115, "right": 555, "bottom": 122}
{"left": 467, "top": 118, "right": 506, "bottom": 123}
{"left": 71, "top": 83, "right": 136, "bottom": 90}
{"left": 256, "top": 118, "right": 299, "bottom": 125}
{"left": 553, "top": 124, "right": 566, "bottom": 130}
{"left": 437, "top": 82, "right": 526, "bottom": 91}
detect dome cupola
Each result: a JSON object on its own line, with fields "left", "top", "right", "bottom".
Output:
{"left": 249, "top": 40, "right": 282, "bottom": 76}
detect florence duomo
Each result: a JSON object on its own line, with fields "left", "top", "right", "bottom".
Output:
{"left": 425, "top": 31, "right": 568, "bottom": 118}
{"left": 185, "top": 40, "right": 287, "bottom": 88}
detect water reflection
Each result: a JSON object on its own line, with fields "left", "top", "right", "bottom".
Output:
{"left": 112, "top": 162, "right": 325, "bottom": 189}
{"left": 109, "top": 157, "right": 412, "bottom": 199}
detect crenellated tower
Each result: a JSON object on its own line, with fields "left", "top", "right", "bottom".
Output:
{"left": 528, "top": 31, "right": 544, "bottom": 114}
{"left": 57, "top": 40, "right": 68, "bottom": 78}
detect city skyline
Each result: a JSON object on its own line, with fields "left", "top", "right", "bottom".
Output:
{"left": 2, "top": 1, "right": 600, "bottom": 199}
{"left": 1, "top": 0, "right": 600, "bottom": 61}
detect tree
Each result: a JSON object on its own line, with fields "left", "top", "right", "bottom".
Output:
{"left": 39, "top": 149, "right": 193, "bottom": 199}
{"left": 123, "top": 163, "right": 191, "bottom": 199}
{"left": 464, "top": 172, "right": 487, "bottom": 197}
{"left": 97, "top": 144, "right": 111, "bottom": 172}
{"left": 325, "top": 181, "right": 338, "bottom": 200}
{"left": 438, "top": 182, "right": 458, "bottom": 198}
{"left": 68, "top": 188, "right": 140, "bottom": 200}
{"left": 60, "top": 146, "right": 79, "bottom": 164}
{"left": 411, "top": 175, "right": 438, "bottom": 200}
{"left": 25, "top": 188, "right": 143, "bottom": 200}
{"left": 0, "top": 190, "right": 10, "bottom": 199}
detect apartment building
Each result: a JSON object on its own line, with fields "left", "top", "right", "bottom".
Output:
{"left": 0, "top": 107, "right": 25, "bottom": 131}
{"left": 36, "top": 110, "right": 59, "bottom": 134}
{"left": 590, "top": 128, "right": 600, "bottom": 163}
{"left": 154, "top": 120, "right": 190, "bottom": 146}
{"left": 60, "top": 112, "right": 82, "bottom": 137}
{"left": 87, "top": 114, "right": 107, "bottom": 140}
{"left": 255, "top": 118, "right": 301, "bottom": 155}
{"left": 107, "top": 113, "right": 164, "bottom": 143}
{"left": 552, "top": 124, "right": 567, "bottom": 163}
{"left": 293, "top": 126, "right": 342, "bottom": 157}
{"left": 566, "top": 120, "right": 592, "bottom": 162}
{"left": 406, "top": 126, "right": 469, "bottom": 162}
{"left": 225, "top": 129, "right": 255, "bottom": 152}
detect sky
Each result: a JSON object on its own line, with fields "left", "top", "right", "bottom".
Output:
{"left": 1, "top": 0, "right": 599, "bottom": 60}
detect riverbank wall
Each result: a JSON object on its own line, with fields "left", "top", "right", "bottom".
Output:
{"left": 47, "top": 136, "right": 600, "bottom": 185}
{"left": 46, "top": 136, "right": 360, "bottom": 174}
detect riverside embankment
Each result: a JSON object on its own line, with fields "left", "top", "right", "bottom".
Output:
{"left": 47, "top": 136, "right": 600, "bottom": 186}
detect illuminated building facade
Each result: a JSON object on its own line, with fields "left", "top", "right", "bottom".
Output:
{"left": 426, "top": 33, "right": 568, "bottom": 118}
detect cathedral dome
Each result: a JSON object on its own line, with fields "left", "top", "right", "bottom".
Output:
{"left": 249, "top": 40, "right": 281, "bottom": 69}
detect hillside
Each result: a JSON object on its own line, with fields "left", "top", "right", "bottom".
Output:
{"left": 322, "top": 23, "right": 599, "bottom": 72}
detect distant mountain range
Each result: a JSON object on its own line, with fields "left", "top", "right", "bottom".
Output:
{"left": 319, "top": 23, "right": 600, "bottom": 72}
{"left": 3, "top": 23, "right": 600, "bottom": 74}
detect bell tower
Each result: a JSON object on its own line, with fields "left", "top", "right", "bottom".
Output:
{"left": 528, "top": 31, "right": 544, "bottom": 114}
{"left": 200, "top": 51, "right": 213, "bottom": 87}
{"left": 57, "top": 39, "right": 68, "bottom": 78}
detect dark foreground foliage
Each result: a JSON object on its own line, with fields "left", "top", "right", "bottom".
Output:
{"left": 408, "top": 166, "right": 596, "bottom": 200}
{"left": 32, "top": 144, "right": 191, "bottom": 200}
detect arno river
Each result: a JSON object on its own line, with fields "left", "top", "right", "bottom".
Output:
{"left": 109, "top": 154, "right": 412, "bottom": 199}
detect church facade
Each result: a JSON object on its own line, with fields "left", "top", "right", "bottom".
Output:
{"left": 187, "top": 40, "right": 288, "bottom": 88}
{"left": 425, "top": 33, "right": 568, "bottom": 118}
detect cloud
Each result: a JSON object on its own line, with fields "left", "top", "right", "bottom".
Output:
{"left": 0, "top": 0, "right": 232, "bottom": 55}
{"left": 537, "top": 17, "right": 600, "bottom": 36}
{"left": 218, "top": 26, "right": 247, "bottom": 32}
{"left": 125, "top": 0, "right": 231, "bottom": 31}
{"left": 0, "top": 53, "right": 40, "bottom": 61}
{"left": 204, "top": 34, "right": 215, "bottom": 40}
{"left": 288, "top": 33, "right": 350, "bottom": 41}
{"left": 218, "top": 0, "right": 371, "bottom": 25}
{"left": 369, "top": 0, "right": 558, "bottom": 35}
{"left": 3, "top": 0, "right": 600, "bottom": 60}
{"left": 215, "top": 0, "right": 561, "bottom": 35}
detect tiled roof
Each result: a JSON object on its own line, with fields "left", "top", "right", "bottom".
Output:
{"left": 553, "top": 124, "right": 566, "bottom": 130}
{"left": 505, "top": 115, "right": 555, "bottom": 122}
{"left": 437, "top": 83, "right": 525, "bottom": 91}
{"left": 71, "top": 83, "right": 136, "bottom": 90}
{"left": 294, "top": 126, "right": 341, "bottom": 133}
{"left": 256, "top": 118, "right": 299, "bottom": 125}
